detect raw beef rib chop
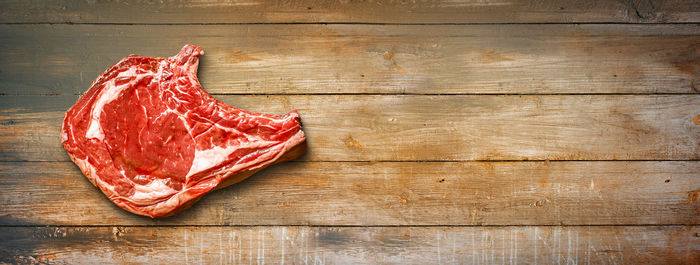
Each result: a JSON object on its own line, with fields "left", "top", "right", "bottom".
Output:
{"left": 61, "top": 45, "right": 307, "bottom": 218}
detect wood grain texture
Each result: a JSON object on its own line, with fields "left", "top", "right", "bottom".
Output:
{"left": 1, "top": 161, "right": 698, "bottom": 225}
{"left": 1, "top": 0, "right": 699, "bottom": 24}
{"left": 1, "top": 24, "right": 698, "bottom": 95}
{"left": 2, "top": 95, "right": 698, "bottom": 162}
{"left": 1, "top": 226, "right": 698, "bottom": 264}
{"left": 1, "top": 2, "right": 698, "bottom": 263}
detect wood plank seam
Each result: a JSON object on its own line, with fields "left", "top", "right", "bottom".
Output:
{"left": 2, "top": 0, "right": 699, "bottom": 24}
{"left": 1, "top": 224, "right": 697, "bottom": 227}
{"left": 2, "top": 22, "right": 700, "bottom": 25}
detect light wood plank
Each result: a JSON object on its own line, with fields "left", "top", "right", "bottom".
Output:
{"left": 1, "top": 95, "right": 698, "bottom": 162}
{"left": 1, "top": 161, "right": 698, "bottom": 225}
{"left": 1, "top": 24, "right": 698, "bottom": 95}
{"left": 1, "top": 226, "right": 698, "bottom": 264}
{"left": 1, "top": 0, "right": 698, "bottom": 23}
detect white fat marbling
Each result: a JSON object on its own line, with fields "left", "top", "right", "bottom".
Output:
{"left": 60, "top": 131, "right": 68, "bottom": 143}
{"left": 129, "top": 177, "right": 178, "bottom": 203}
{"left": 73, "top": 156, "right": 105, "bottom": 189}
{"left": 186, "top": 140, "right": 276, "bottom": 178}
{"left": 85, "top": 67, "right": 142, "bottom": 140}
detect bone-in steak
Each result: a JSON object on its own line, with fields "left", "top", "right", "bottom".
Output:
{"left": 61, "top": 45, "right": 306, "bottom": 218}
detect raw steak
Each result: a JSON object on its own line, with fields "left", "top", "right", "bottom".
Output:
{"left": 61, "top": 45, "right": 306, "bottom": 218}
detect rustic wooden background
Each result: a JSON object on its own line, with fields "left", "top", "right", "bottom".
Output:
{"left": 1, "top": 0, "right": 699, "bottom": 264}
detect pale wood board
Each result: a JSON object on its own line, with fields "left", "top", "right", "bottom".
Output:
{"left": 1, "top": 3, "right": 699, "bottom": 263}
{"left": 1, "top": 226, "right": 698, "bottom": 264}
{"left": 1, "top": 95, "right": 698, "bottom": 162}
{"left": 1, "top": 24, "right": 698, "bottom": 95}
{"left": 1, "top": 161, "right": 698, "bottom": 226}
{"left": 1, "top": 0, "right": 698, "bottom": 23}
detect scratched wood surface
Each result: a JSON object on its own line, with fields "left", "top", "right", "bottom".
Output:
{"left": 1, "top": 0, "right": 699, "bottom": 23}
{"left": 1, "top": 226, "right": 698, "bottom": 264}
{"left": 2, "top": 24, "right": 699, "bottom": 95}
{"left": 1, "top": 1, "right": 700, "bottom": 264}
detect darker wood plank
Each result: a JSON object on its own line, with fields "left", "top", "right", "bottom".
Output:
{"left": 1, "top": 161, "right": 697, "bottom": 225}
{"left": 1, "top": 226, "right": 698, "bottom": 264}
{"left": 1, "top": 24, "right": 698, "bottom": 95}
{"left": 1, "top": 0, "right": 698, "bottom": 24}
{"left": 1, "top": 95, "right": 698, "bottom": 162}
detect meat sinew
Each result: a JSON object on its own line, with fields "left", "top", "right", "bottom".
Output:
{"left": 61, "top": 45, "right": 306, "bottom": 218}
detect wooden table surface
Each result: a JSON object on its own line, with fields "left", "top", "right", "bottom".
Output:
{"left": 1, "top": 1, "right": 699, "bottom": 264}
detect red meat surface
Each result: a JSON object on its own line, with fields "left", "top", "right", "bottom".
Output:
{"left": 61, "top": 45, "right": 306, "bottom": 218}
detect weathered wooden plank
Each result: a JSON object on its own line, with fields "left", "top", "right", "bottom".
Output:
{"left": 1, "top": 161, "right": 697, "bottom": 225}
{"left": 1, "top": 226, "right": 697, "bottom": 264}
{"left": 1, "top": 24, "right": 698, "bottom": 95}
{"left": 1, "top": 0, "right": 698, "bottom": 24}
{"left": 1, "top": 95, "right": 699, "bottom": 162}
